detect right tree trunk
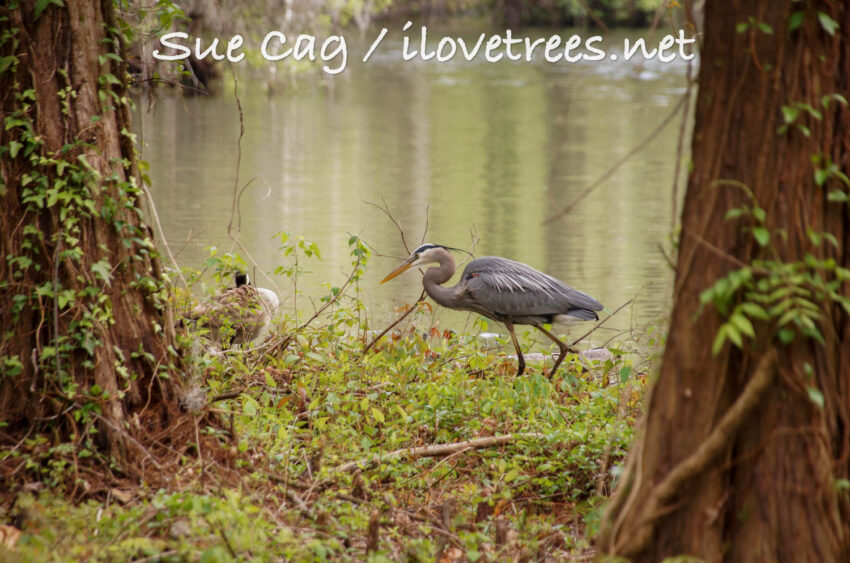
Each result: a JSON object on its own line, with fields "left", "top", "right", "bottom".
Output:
{"left": 599, "top": 1, "right": 850, "bottom": 560}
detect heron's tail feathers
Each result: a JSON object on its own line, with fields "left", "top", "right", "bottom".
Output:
{"left": 564, "top": 309, "right": 599, "bottom": 321}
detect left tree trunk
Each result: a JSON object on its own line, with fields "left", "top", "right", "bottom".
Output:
{"left": 0, "top": 1, "right": 186, "bottom": 480}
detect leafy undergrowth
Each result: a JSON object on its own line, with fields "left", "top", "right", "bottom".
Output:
{"left": 3, "top": 242, "right": 650, "bottom": 561}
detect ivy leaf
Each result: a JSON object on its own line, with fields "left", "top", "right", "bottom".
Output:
{"left": 827, "top": 190, "right": 848, "bottom": 202}
{"left": 9, "top": 140, "right": 22, "bottom": 158}
{"left": 778, "top": 328, "right": 795, "bottom": 344}
{"left": 736, "top": 22, "right": 749, "bottom": 33}
{"left": 788, "top": 11, "right": 804, "bottom": 32}
{"left": 725, "top": 208, "right": 744, "bottom": 220}
{"left": 0, "top": 56, "right": 15, "bottom": 75}
{"left": 781, "top": 105, "right": 799, "bottom": 124}
{"left": 91, "top": 259, "right": 113, "bottom": 286}
{"left": 753, "top": 227, "right": 771, "bottom": 247}
{"left": 807, "top": 387, "right": 824, "bottom": 409}
{"left": 817, "top": 12, "right": 839, "bottom": 36}
{"left": 34, "top": 0, "right": 64, "bottom": 21}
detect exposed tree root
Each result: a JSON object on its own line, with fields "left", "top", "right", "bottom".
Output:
{"left": 609, "top": 347, "right": 778, "bottom": 556}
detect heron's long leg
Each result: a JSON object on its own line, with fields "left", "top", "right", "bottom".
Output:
{"left": 504, "top": 321, "right": 525, "bottom": 376}
{"left": 535, "top": 325, "right": 571, "bottom": 377}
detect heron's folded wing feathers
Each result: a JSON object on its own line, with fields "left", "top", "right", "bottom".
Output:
{"left": 462, "top": 257, "right": 602, "bottom": 317}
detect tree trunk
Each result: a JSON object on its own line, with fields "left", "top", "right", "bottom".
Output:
{"left": 0, "top": 1, "right": 186, "bottom": 483}
{"left": 599, "top": 1, "right": 850, "bottom": 561}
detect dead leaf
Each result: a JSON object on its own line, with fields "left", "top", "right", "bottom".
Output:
{"left": 0, "top": 525, "right": 21, "bottom": 551}
{"left": 110, "top": 488, "right": 133, "bottom": 504}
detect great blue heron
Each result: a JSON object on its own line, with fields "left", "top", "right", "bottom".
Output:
{"left": 189, "top": 273, "right": 279, "bottom": 345}
{"left": 380, "top": 244, "right": 603, "bottom": 376}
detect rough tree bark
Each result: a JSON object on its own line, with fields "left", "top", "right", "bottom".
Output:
{"left": 599, "top": 1, "right": 850, "bottom": 561}
{"left": 0, "top": 1, "right": 186, "bottom": 483}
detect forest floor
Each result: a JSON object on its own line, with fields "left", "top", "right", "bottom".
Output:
{"left": 2, "top": 271, "right": 652, "bottom": 561}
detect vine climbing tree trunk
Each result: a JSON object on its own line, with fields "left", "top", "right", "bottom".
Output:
{"left": 0, "top": 1, "right": 187, "bottom": 485}
{"left": 599, "top": 1, "right": 850, "bottom": 560}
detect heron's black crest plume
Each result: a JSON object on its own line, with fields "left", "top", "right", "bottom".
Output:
{"left": 412, "top": 243, "right": 471, "bottom": 258}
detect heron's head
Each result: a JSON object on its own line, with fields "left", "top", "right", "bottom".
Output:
{"left": 380, "top": 243, "right": 449, "bottom": 284}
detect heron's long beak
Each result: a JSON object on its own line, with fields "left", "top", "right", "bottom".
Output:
{"left": 380, "top": 257, "right": 416, "bottom": 284}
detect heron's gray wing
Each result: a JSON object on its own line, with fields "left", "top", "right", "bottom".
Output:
{"left": 459, "top": 257, "right": 602, "bottom": 319}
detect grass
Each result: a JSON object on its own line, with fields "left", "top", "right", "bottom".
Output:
{"left": 2, "top": 242, "right": 650, "bottom": 561}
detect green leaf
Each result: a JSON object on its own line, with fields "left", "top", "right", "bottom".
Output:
{"left": 807, "top": 387, "right": 824, "bottom": 409}
{"left": 822, "top": 93, "right": 848, "bottom": 109}
{"left": 815, "top": 169, "right": 830, "bottom": 186}
{"left": 758, "top": 22, "right": 773, "bottom": 34}
{"left": 752, "top": 227, "right": 771, "bottom": 247}
{"left": 0, "top": 56, "right": 14, "bottom": 75}
{"left": 817, "top": 12, "right": 839, "bottom": 35}
{"left": 827, "top": 190, "right": 848, "bottom": 202}
{"left": 730, "top": 313, "right": 756, "bottom": 339}
{"left": 740, "top": 302, "right": 770, "bottom": 320}
{"left": 371, "top": 407, "right": 385, "bottom": 424}
{"left": 726, "top": 323, "right": 743, "bottom": 349}
{"left": 781, "top": 105, "right": 799, "bottom": 123}
{"left": 777, "top": 328, "right": 795, "bottom": 344}
{"left": 34, "top": 0, "right": 64, "bottom": 20}
{"left": 91, "top": 259, "right": 113, "bottom": 286}
{"left": 8, "top": 140, "right": 22, "bottom": 158}
{"left": 712, "top": 325, "right": 728, "bottom": 355}
{"left": 725, "top": 208, "right": 744, "bottom": 220}
{"left": 788, "top": 11, "right": 804, "bottom": 32}
{"left": 736, "top": 22, "right": 749, "bottom": 33}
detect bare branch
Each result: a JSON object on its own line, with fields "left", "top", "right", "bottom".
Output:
{"left": 330, "top": 433, "right": 546, "bottom": 474}
{"left": 362, "top": 290, "right": 426, "bottom": 354}
{"left": 544, "top": 92, "right": 689, "bottom": 224}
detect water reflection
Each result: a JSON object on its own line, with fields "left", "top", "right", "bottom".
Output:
{"left": 136, "top": 24, "right": 689, "bottom": 345}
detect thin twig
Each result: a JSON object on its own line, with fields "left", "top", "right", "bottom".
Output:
{"left": 364, "top": 197, "right": 413, "bottom": 253}
{"left": 671, "top": 59, "right": 694, "bottom": 230}
{"left": 362, "top": 290, "right": 426, "bottom": 354}
{"left": 544, "top": 93, "right": 689, "bottom": 224}
{"left": 575, "top": 0, "right": 610, "bottom": 33}
{"left": 570, "top": 299, "right": 633, "bottom": 347}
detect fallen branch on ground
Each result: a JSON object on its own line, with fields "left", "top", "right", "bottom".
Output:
{"left": 331, "top": 433, "right": 545, "bottom": 474}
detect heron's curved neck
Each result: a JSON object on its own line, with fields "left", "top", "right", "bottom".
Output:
{"left": 422, "top": 250, "right": 458, "bottom": 308}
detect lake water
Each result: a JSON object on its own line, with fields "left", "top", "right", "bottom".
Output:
{"left": 136, "top": 23, "right": 691, "bottom": 347}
